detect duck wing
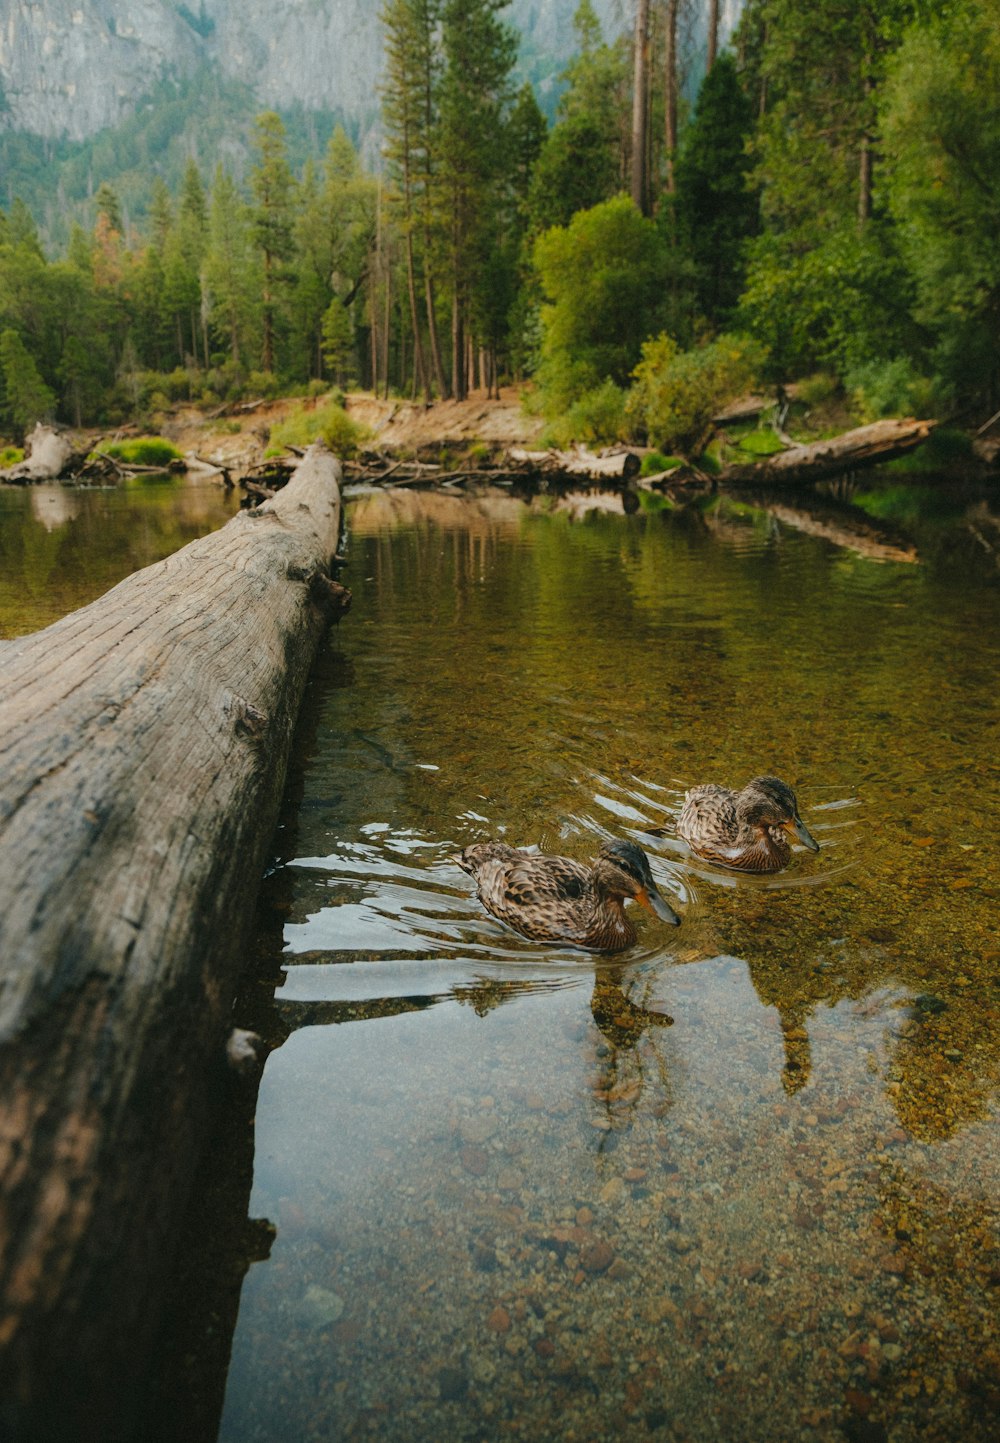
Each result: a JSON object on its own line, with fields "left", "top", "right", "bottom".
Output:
{"left": 678, "top": 784, "right": 739, "bottom": 851}
{"left": 502, "top": 854, "right": 591, "bottom": 909}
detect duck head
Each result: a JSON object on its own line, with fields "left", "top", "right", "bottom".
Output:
{"left": 738, "top": 777, "right": 820, "bottom": 852}
{"left": 593, "top": 839, "right": 682, "bottom": 924}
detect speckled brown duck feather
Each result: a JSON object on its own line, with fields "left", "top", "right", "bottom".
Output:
{"left": 455, "top": 838, "right": 681, "bottom": 952}
{"left": 678, "top": 776, "right": 820, "bottom": 874}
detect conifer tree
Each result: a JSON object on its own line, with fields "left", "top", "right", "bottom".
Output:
{"left": 249, "top": 112, "right": 296, "bottom": 374}
{"left": 675, "top": 51, "right": 757, "bottom": 322}
{"left": 380, "top": 0, "right": 448, "bottom": 396}
{"left": 0, "top": 328, "right": 55, "bottom": 436}
{"left": 437, "top": 0, "right": 517, "bottom": 397}
{"left": 204, "top": 166, "right": 257, "bottom": 369}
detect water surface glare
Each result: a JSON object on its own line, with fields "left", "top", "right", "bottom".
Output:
{"left": 207, "top": 484, "right": 999, "bottom": 1442}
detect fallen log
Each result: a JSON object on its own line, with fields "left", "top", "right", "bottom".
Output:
{"left": 0, "top": 423, "right": 75, "bottom": 483}
{"left": 719, "top": 416, "right": 935, "bottom": 486}
{"left": 508, "top": 445, "right": 641, "bottom": 480}
{"left": 0, "top": 443, "right": 346, "bottom": 1442}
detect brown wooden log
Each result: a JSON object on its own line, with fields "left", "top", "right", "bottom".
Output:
{"left": 0, "top": 443, "right": 345, "bottom": 1442}
{"left": 507, "top": 445, "right": 641, "bottom": 480}
{"left": 719, "top": 417, "right": 935, "bottom": 486}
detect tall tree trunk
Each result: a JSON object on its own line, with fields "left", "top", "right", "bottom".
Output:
{"left": 424, "top": 272, "right": 449, "bottom": 398}
{"left": 631, "top": 0, "right": 651, "bottom": 214}
{"left": 262, "top": 249, "right": 274, "bottom": 374}
{"left": 382, "top": 259, "right": 392, "bottom": 400}
{"left": 707, "top": 0, "right": 720, "bottom": 72}
{"left": 451, "top": 291, "right": 465, "bottom": 402}
{"left": 404, "top": 233, "right": 430, "bottom": 400}
{"left": 400, "top": 124, "right": 431, "bottom": 402}
{"left": 665, "top": 0, "right": 679, "bottom": 194}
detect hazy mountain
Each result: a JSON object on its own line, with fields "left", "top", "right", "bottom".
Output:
{"left": 0, "top": 0, "right": 741, "bottom": 241}
{"left": 0, "top": 1, "right": 743, "bottom": 142}
{"left": 0, "top": 1, "right": 628, "bottom": 143}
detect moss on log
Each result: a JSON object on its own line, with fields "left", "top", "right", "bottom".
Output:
{"left": 0, "top": 443, "right": 345, "bottom": 1442}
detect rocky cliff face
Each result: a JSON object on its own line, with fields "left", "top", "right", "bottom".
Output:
{"left": 0, "top": 0, "right": 627, "bottom": 142}
{"left": 0, "top": 1, "right": 741, "bottom": 145}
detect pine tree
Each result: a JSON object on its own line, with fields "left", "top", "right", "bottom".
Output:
{"left": 675, "top": 52, "right": 758, "bottom": 322}
{"left": 249, "top": 113, "right": 296, "bottom": 375}
{"left": 204, "top": 166, "right": 257, "bottom": 369}
{"left": 0, "top": 328, "right": 55, "bottom": 436}
{"left": 437, "top": 0, "right": 518, "bottom": 398}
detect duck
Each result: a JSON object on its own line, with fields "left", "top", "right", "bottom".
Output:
{"left": 455, "top": 838, "right": 681, "bottom": 952}
{"left": 677, "top": 775, "right": 820, "bottom": 874}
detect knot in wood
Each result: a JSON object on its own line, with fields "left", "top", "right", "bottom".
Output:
{"left": 229, "top": 695, "right": 269, "bottom": 739}
{"left": 308, "top": 573, "right": 352, "bottom": 623}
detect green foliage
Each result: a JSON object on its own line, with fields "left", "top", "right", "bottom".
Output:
{"left": 673, "top": 53, "right": 758, "bottom": 324}
{"left": 845, "top": 359, "right": 937, "bottom": 422}
{"left": 0, "top": 446, "right": 25, "bottom": 466}
{"left": 542, "top": 380, "right": 629, "bottom": 447}
{"left": 0, "top": 328, "right": 55, "bottom": 436}
{"left": 880, "top": 1, "right": 1000, "bottom": 402}
{"left": 640, "top": 450, "right": 682, "bottom": 476}
{"left": 533, "top": 197, "right": 669, "bottom": 413}
{"left": 739, "top": 224, "right": 918, "bottom": 380}
{"left": 269, "top": 400, "right": 370, "bottom": 459}
{"left": 98, "top": 436, "right": 183, "bottom": 466}
{"left": 731, "top": 427, "right": 786, "bottom": 457}
{"left": 628, "top": 333, "right": 767, "bottom": 455}
{"left": 797, "top": 372, "right": 840, "bottom": 408}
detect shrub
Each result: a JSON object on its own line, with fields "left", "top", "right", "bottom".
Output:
{"left": 797, "top": 371, "right": 841, "bottom": 408}
{"left": 543, "top": 380, "right": 629, "bottom": 448}
{"left": 1, "top": 445, "right": 25, "bottom": 466}
{"left": 628, "top": 332, "right": 767, "bottom": 455}
{"left": 269, "top": 400, "right": 370, "bottom": 459}
{"left": 845, "top": 358, "right": 937, "bottom": 422}
{"left": 533, "top": 196, "right": 670, "bottom": 414}
{"left": 640, "top": 450, "right": 683, "bottom": 476}
{"left": 98, "top": 436, "right": 183, "bottom": 466}
{"left": 246, "top": 370, "right": 280, "bottom": 400}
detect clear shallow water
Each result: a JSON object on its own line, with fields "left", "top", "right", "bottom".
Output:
{"left": 166, "top": 480, "right": 998, "bottom": 1440}
{"left": 0, "top": 475, "right": 240, "bottom": 638}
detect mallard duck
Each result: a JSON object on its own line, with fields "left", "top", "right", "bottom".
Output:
{"left": 678, "top": 775, "right": 819, "bottom": 874}
{"left": 455, "top": 838, "right": 681, "bottom": 952}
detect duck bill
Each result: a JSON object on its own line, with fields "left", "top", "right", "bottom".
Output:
{"left": 789, "top": 817, "right": 820, "bottom": 852}
{"left": 636, "top": 885, "right": 682, "bottom": 926}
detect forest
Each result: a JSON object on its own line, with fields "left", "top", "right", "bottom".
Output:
{"left": 1, "top": 0, "right": 999, "bottom": 459}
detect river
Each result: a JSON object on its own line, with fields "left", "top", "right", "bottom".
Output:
{"left": 3, "top": 468, "right": 999, "bottom": 1442}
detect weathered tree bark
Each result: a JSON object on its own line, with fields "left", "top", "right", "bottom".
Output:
{"left": 664, "top": 0, "right": 680, "bottom": 193}
{"left": 0, "top": 423, "right": 74, "bottom": 482}
{"left": 630, "top": 0, "right": 651, "bottom": 214}
{"left": 718, "top": 418, "right": 935, "bottom": 486}
{"left": 0, "top": 444, "right": 345, "bottom": 1443}
{"left": 707, "top": 0, "right": 720, "bottom": 71}
{"left": 508, "top": 446, "right": 641, "bottom": 480}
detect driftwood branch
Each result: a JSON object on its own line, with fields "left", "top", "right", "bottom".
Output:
{"left": 0, "top": 423, "right": 75, "bottom": 482}
{"left": 0, "top": 443, "right": 345, "bottom": 1442}
{"left": 508, "top": 445, "right": 641, "bottom": 480}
